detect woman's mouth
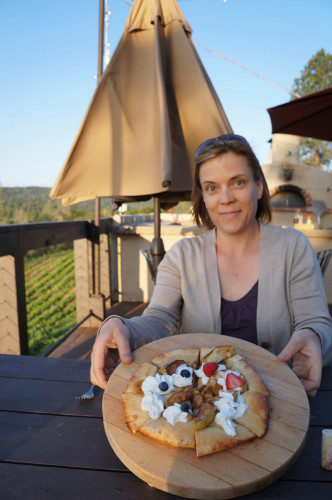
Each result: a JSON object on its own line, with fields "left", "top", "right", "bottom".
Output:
{"left": 220, "top": 210, "right": 240, "bottom": 218}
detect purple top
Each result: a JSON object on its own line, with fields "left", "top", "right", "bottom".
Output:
{"left": 220, "top": 281, "right": 258, "bottom": 344}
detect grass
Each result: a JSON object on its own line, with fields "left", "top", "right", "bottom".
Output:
{"left": 25, "top": 245, "right": 77, "bottom": 355}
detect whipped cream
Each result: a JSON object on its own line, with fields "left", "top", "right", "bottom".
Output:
{"left": 194, "top": 363, "right": 226, "bottom": 385}
{"left": 172, "top": 364, "right": 194, "bottom": 387}
{"left": 141, "top": 391, "right": 164, "bottom": 419}
{"left": 214, "top": 392, "right": 248, "bottom": 436}
{"left": 163, "top": 403, "right": 189, "bottom": 425}
{"left": 141, "top": 373, "right": 175, "bottom": 395}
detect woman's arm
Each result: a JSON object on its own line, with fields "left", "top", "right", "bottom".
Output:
{"left": 120, "top": 242, "right": 185, "bottom": 350}
{"left": 278, "top": 232, "right": 332, "bottom": 395}
{"left": 90, "top": 318, "right": 132, "bottom": 389}
{"left": 288, "top": 232, "right": 332, "bottom": 366}
{"left": 90, "top": 241, "right": 185, "bottom": 387}
{"left": 278, "top": 328, "right": 323, "bottom": 397}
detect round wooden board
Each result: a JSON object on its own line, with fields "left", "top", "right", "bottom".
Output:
{"left": 103, "top": 334, "right": 310, "bottom": 499}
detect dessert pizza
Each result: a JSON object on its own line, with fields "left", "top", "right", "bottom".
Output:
{"left": 122, "top": 345, "right": 269, "bottom": 457}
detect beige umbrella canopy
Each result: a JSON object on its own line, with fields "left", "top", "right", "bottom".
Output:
{"left": 50, "top": 0, "right": 232, "bottom": 207}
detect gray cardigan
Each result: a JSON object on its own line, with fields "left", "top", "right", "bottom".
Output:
{"left": 121, "top": 224, "right": 332, "bottom": 365}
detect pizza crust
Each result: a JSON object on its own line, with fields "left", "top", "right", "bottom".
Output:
{"left": 125, "top": 362, "right": 158, "bottom": 394}
{"left": 195, "top": 421, "right": 256, "bottom": 457}
{"left": 234, "top": 391, "right": 269, "bottom": 437}
{"left": 200, "top": 345, "right": 236, "bottom": 364}
{"left": 121, "top": 393, "right": 151, "bottom": 432}
{"left": 152, "top": 348, "right": 199, "bottom": 369}
{"left": 138, "top": 418, "right": 195, "bottom": 449}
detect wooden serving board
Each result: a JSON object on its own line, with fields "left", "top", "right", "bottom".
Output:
{"left": 103, "top": 334, "right": 310, "bottom": 499}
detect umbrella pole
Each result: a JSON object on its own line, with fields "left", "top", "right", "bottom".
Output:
{"left": 92, "top": 0, "right": 104, "bottom": 298}
{"left": 97, "top": 0, "right": 104, "bottom": 79}
{"left": 93, "top": 197, "right": 101, "bottom": 296}
{"left": 154, "top": 196, "right": 161, "bottom": 241}
{"left": 150, "top": 197, "right": 165, "bottom": 282}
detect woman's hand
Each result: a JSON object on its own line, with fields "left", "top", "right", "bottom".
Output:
{"left": 277, "top": 328, "right": 323, "bottom": 397}
{"left": 90, "top": 318, "right": 132, "bottom": 390}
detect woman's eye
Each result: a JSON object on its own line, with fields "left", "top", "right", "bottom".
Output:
{"left": 234, "top": 179, "right": 244, "bottom": 187}
{"left": 207, "top": 186, "right": 216, "bottom": 192}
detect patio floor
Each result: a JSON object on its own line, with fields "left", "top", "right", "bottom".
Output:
{"left": 48, "top": 302, "right": 148, "bottom": 360}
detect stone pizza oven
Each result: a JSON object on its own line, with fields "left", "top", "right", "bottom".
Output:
{"left": 261, "top": 134, "right": 332, "bottom": 228}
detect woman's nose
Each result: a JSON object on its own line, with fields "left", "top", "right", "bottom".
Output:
{"left": 219, "top": 187, "right": 235, "bottom": 204}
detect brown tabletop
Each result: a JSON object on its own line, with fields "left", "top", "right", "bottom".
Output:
{"left": 0, "top": 354, "right": 331, "bottom": 499}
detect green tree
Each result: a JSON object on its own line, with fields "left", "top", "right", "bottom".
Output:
{"left": 0, "top": 185, "right": 6, "bottom": 224}
{"left": 292, "top": 49, "right": 332, "bottom": 169}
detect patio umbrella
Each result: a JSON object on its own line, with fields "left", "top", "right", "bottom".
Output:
{"left": 267, "top": 87, "right": 332, "bottom": 141}
{"left": 50, "top": 0, "right": 232, "bottom": 280}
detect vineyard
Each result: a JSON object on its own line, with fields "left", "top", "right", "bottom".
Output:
{"left": 25, "top": 245, "right": 76, "bottom": 355}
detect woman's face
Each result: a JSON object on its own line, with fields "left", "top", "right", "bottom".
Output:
{"left": 199, "top": 152, "right": 263, "bottom": 237}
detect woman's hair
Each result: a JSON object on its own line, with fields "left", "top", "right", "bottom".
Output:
{"left": 192, "top": 135, "right": 271, "bottom": 229}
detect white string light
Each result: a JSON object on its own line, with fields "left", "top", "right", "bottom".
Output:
{"left": 194, "top": 40, "right": 300, "bottom": 98}
{"left": 118, "top": 0, "right": 298, "bottom": 97}
{"left": 104, "top": 0, "right": 111, "bottom": 69}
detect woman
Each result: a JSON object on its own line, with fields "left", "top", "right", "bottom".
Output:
{"left": 90, "top": 134, "right": 332, "bottom": 396}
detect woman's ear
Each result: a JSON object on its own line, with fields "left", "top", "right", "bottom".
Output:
{"left": 257, "top": 182, "right": 263, "bottom": 200}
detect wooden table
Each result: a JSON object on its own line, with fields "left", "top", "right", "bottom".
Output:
{"left": 1, "top": 354, "right": 331, "bottom": 499}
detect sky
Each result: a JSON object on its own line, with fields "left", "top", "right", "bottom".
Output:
{"left": 0, "top": 0, "right": 331, "bottom": 188}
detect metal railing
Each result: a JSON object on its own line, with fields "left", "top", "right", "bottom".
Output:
{"left": 0, "top": 218, "right": 116, "bottom": 355}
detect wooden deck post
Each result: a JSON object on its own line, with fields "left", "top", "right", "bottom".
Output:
{"left": 74, "top": 232, "right": 111, "bottom": 325}
{"left": 0, "top": 254, "right": 29, "bottom": 355}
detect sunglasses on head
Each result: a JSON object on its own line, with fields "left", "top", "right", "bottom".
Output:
{"left": 194, "top": 134, "right": 249, "bottom": 160}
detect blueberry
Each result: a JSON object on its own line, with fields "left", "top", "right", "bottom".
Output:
{"left": 180, "top": 403, "right": 190, "bottom": 412}
{"left": 180, "top": 369, "right": 190, "bottom": 378}
{"left": 159, "top": 381, "right": 169, "bottom": 392}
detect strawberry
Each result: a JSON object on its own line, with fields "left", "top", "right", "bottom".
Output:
{"left": 225, "top": 373, "right": 245, "bottom": 391}
{"left": 202, "top": 362, "right": 219, "bottom": 377}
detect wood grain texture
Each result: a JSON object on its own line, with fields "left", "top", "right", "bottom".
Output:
{"left": 0, "top": 377, "right": 102, "bottom": 416}
{"left": 103, "top": 334, "right": 310, "bottom": 500}
{"left": 0, "top": 354, "right": 91, "bottom": 381}
{"left": 2, "top": 463, "right": 332, "bottom": 500}
{"left": 0, "top": 412, "right": 121, "bottom": 470}
{"left": 0, "top": 255, "right": 20, "bottom": 355}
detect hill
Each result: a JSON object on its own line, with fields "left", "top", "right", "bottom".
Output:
{"left": 0, "top": 186, "right": 191, "bottom": 225}
{"left": 25, "top": 245, "right": 77, "bottom": 355}
{"left": 0, "top": 186, "right": 111, "bottom": 224}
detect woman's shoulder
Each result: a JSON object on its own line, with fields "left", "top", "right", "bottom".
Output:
{"left": 261, "top": 223, "right": 309, "bottom": 243}
{"left": 162, "top": 229, "right": 215, "bottom": 263}
{"left": 168, "top": 229, "right": 214, "bottom": 250}
{"left": 260, "top": 223, "right": 313, "bottom": 260}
